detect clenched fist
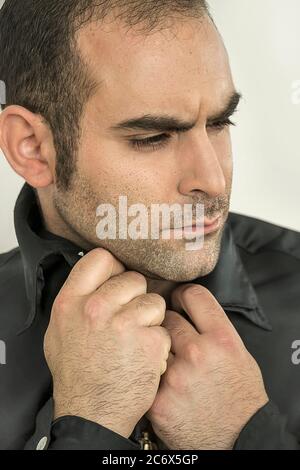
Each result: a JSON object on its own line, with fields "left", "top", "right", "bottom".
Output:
{"left": 146, "top": 284, "right": 269, "bottom": 450}
{"left": 44, "top": 248, "right": 171, "bottom": 439}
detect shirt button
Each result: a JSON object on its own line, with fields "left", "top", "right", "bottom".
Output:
{"left": 36, "top": 436, "right": 48, "bottom": 450}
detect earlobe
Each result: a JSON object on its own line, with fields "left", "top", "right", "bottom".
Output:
{"left": 0, "top": 105, "right": 54, "bottom": 188}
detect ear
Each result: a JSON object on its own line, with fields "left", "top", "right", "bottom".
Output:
{"left": 0, "top": 105, "right": 56, "bottom": 188}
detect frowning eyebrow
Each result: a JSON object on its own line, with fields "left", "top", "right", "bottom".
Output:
{"left": 110, "top": 91, "right": 242, "bottom": 134}
{"left": 207, "top": 91, "right": 242, "bottom": 125}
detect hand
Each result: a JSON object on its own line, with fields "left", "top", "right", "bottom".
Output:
{"left": 44, "top": 248, "right": 171, "bottom": 439}
{"left": 146, "top": 284, "right": 269, "bottom": 450}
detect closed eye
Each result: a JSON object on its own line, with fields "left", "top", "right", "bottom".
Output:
{"left": 129, "top": 133, "right": 172, "bottom": 152}
{"left": 128, "top": 118, "right": 236, "bottom": 152}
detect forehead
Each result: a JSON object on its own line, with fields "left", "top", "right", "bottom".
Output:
{"left": 76, "top": 15, "right": 234, "bottom": 120}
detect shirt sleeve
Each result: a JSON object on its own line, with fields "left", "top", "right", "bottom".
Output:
{"left": 23, "top": 398, "right": 140, "bottom": 450}
{"left": 233, "top": 400, "right": 300, "bottom": 450}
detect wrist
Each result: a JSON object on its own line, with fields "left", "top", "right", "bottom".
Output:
{"left": 53, "top": 401, "right": 133, "bottom": 439}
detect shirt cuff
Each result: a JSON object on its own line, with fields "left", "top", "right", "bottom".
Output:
{"left": 24, "top": 397, "right": 140, "bottom": 450}
{"left": 233, "top": 400, "right": 300, "bottom": 450}
{"left": 49, "top": 416, "right": 141, "bottom": 450}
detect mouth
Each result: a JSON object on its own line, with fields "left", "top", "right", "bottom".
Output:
{"left": 182, "top": 216, "right": 221, "bottom": 236}
{"left": 182, "top": 216, "right": 221, "bottom": 235}
{"left": 161, "top": 215, "right": 222, "bottom": 238}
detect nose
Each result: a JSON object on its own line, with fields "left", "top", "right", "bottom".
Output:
{"left": 178, "top": 131, "right": 227, "bottom": 198}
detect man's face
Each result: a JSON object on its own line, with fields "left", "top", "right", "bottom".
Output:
{"left": 53, "top": 14, "right": 236, "bottom": 282}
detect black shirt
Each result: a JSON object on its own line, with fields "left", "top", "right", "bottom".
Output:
{"left": 0, "top": 182, "right": 300, "bottom": 450}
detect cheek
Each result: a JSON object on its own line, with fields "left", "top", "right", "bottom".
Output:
{"left": 210, "top": 132, "right": 233, "bottom": 179}
{"left": 77, "top": 136, "right": 170, "bottom": 206}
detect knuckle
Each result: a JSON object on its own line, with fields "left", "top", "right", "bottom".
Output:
{"left": 83, "top": 295, "right": 108, "bottom": 321}
{"left": 147, "top": 293, "right": 166, "bottom": 310}
{"left": 166, "top": 366, "right": 186, "bottom": 392}
{"left": 52, "top": 292, "right": 69, "bottom": 316}
{"left": 164, "top": 332, "right": 172, "bottom": 351}
{"left": 126, "top": 271, "right": 147, "bottom": 289}
{"left": 161, "top": 331, "right": 172, "bottom": 354}
{"left": 137, "top": 293, "right": 166, "bottom": 318}
{"left": 153, "top": 326, "right": 171, "bottom": 347}
{"left": 165, "top": 366, "right": 178, "bottom": 388}
{"left": 183, "top": 341, "right": 202, "bottom": 364}
{"left": 93, "top": 247, "right": 115, "bottom": 264}
{"left": 213, "top": 328, "right": 237, "bottom": 351}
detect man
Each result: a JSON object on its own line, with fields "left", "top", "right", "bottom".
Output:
{"left": 0, "top": 0, "right": 299, "bottom": 450}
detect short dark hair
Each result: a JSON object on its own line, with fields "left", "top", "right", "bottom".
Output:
{"left": 0, "top": 0, "right": 210, "bottom": 190}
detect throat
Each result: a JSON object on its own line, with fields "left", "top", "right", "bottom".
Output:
{"left": 146, "top": 277, "right": 179, "bottom": 310}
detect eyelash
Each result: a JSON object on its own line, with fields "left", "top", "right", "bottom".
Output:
{"left": 129, "top": 118, "right": 235, "bottom": 151}
{"left": 130, "top": 133, "right": 171, "bottom": 151}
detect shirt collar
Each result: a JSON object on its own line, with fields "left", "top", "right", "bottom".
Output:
{"left": 14, "top": 183, "right": 84, "bottom": 332}
{"left": 14, "top": 182, "right": 272, "bottom": 333}
{"left": 197, "top": 221, "right": 272, "bottom": 331}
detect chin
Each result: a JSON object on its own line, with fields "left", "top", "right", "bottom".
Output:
{"left": 146, "top": 256, "right": 219, "bottom": 283}
{"left": 166, "top": 266, "right": 216, "bottom": 283}
{"left": 113, "top": 228, "right": 223, "bottom": 282}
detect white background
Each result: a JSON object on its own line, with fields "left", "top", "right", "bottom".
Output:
{"left": 0, "top": 0, "right": 300, "bottom": 252}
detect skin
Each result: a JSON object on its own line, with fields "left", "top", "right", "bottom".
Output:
{"left": 148, "top": 285, "right": 268, "bottom": 449}
{"left": 0, "top": 13, "right": 268, "bottom": 449}
{"left": 44, "top": 248, "right": 173, "bottom": 439}
{"left": 0, "top": 14, "right": 233, "bottom": 293}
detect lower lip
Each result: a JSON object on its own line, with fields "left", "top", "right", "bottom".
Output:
{"left": 165, "top": 217, "right": 221, "bottom": 238}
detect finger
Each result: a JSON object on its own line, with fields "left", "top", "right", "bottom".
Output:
{"left": 159, "top": 351, "right": 176, "bottom": 386}
{"left": 171, "top": 284, "right": 235, "bottom": 335}
{"left": 147, "top": 325, "right": 172, "bottom": 375}
{"left": 62, "top": 248, "right": 125, "bottom": 297}
{"left": 151, "top": 325, "right": 172, "bottom": 355}
{"left": 166, "top": 350, "right": 176, "bottom": 369}
{"left": 117, "top": 293, "right": 166, "bottom": 327}
{"left": 163, "top": 309, "right": 199, "bottom": 355}
{"left": 160, "top": 340, "right": 174, "bottom": 376}
{"left": 92, "top": 271, "right": 147, "bottom": 314}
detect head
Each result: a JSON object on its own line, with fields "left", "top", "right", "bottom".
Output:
{"left": 0, "top": 0, "right": 239, "bottom": 282}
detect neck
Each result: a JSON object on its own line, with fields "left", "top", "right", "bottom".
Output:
{"left": 146, "top": 277, "right": 179, "bottom": 310}
{"left": 36, "top": 188, "right": 94, "bottom": 250}
{"left": 36, "top": 188, "right": 179, "bottom": 308}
